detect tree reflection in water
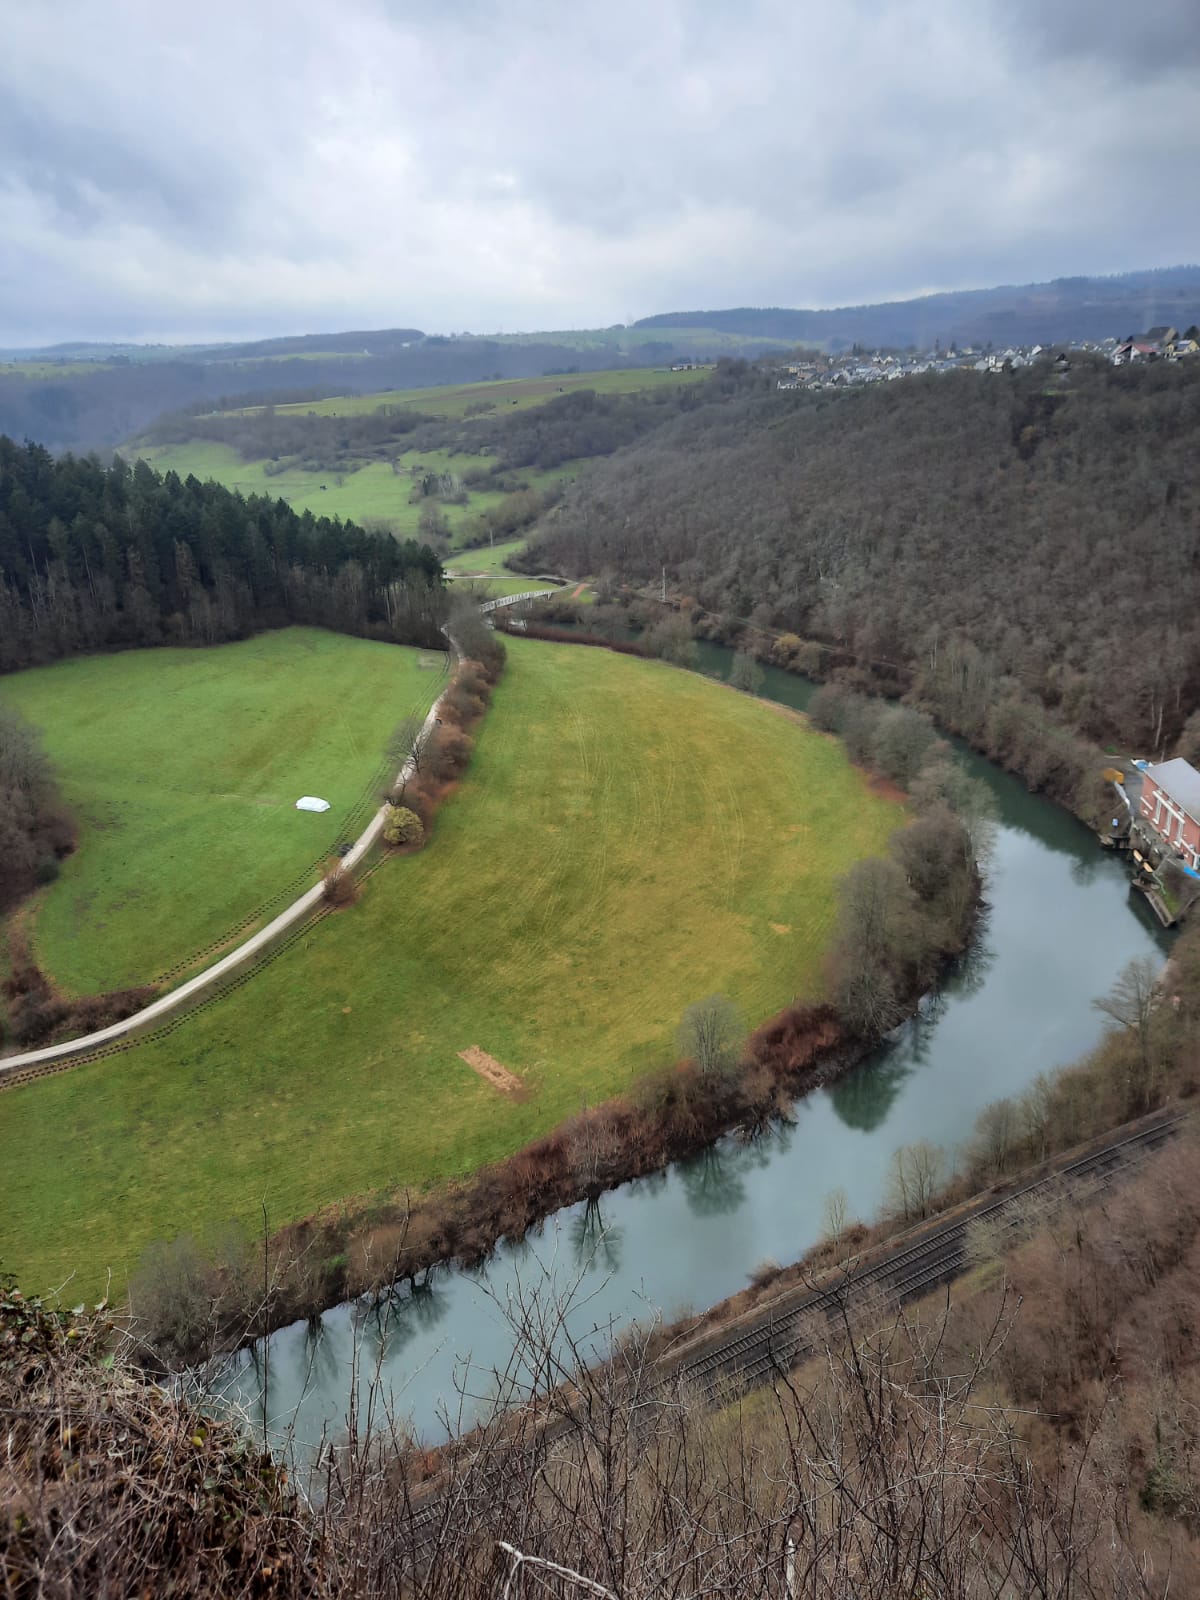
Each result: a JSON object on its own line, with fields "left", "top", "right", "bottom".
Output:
{"left": 680, "top": 1145, "right": 747, "bottom": 1217}
{"left": 349, "top": 1272, "right": 450, "bottom": 1367}
{"left": 829, "top": 1046, "right": 912, "bottom": 1134}
{"left": 569, "top": 1197, "right": 623, "bottom": 1275}
{"left": 298, "top": 1315, "right": 342, "bottom": 1391}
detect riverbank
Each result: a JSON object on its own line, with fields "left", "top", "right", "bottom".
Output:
{"left": 126, "top": 644, "right": 977, "bottom": 1369}
{"left": 214, "top": 717, "right": 1166, "bottom": 1448}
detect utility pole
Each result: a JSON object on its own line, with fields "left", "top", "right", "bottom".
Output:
{"left": 661, "top": 566, "right": 666, "bottom": 604}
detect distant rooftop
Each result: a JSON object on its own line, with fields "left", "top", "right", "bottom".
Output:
{"left": 1146, "top": 757, "right": 1200, "bottom": 820}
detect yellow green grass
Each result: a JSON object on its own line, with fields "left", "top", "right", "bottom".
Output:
{"left": 0, "top": 638, "right": 901, "bottom": 1298}
{"left": 443, "top": 536, "right": 531, "bottom": 576}
{"left": 0, "top": 630, "right": 442, "bottom": 994}
{"left": 0, "top": 361, "right": 103, "bottom": 378}
{"left": 130, "top": 440, "right": 574, "bottom": 544}
{"left": 450, "top": 577, "right": 560, "bottom": 600}
{"left": 254, "top": 365, "right": 708, "bottom": 420}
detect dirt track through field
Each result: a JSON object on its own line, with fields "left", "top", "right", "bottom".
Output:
{"left": 458, "top": 1045, "right": 523, "bottom": 1094}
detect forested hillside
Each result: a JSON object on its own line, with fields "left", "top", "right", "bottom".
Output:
{"left": 137, "top": 375, "right": 718, "bottom": 478}
{"left": 0, "top": 340, "right": 707, "bottom": 454}
{"left": 526, "top": 357, "right": 1200, "bottom": 754}
{"left": 0, "top": 439, "right": 445, "bottom": 673}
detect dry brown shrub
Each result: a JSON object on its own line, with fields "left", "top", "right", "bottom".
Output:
{"left": 427, "top": 724, "right": 473, "bottom": 781}
{"left": 321, "top": 862, "right": 358, "bottom": 907}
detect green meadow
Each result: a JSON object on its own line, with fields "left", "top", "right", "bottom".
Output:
{"left": 130, "top": 439, "right": 577, "bottom": 546}
{"left": 126, "top": 366, "right": 692, "bottom": 542}
{"left": 257, "top": 364, "right": 708, "bottom": 420}
{"left": 0, "top": 630, "right": 442, "bottom": 994}
{"left": 0, "top": 637, "right": 902, "bottom": 1297}
{"left": 443, "top": 536, "right": 531, "bottom": 576}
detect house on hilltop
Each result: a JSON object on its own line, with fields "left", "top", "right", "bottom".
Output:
{"left": 1112, "top": 339, "right": 1161, "bottom": 364}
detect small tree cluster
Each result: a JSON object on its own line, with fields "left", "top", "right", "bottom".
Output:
{"left": 816, "top": 688, "right": 990, "bottom": 1036}
{"left": 382, "top": 805, "right": 424, "bottom": 848}
{"left": 0, "top": 704, "right": 75, "bottom": 915}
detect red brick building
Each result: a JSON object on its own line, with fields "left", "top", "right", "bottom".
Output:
{"left": 1139, "top": 758, "right": 1200, "bottom": 869}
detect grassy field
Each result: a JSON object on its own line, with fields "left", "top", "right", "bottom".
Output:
{"left": 443, "top": 536, "right": 530, "bottom": 576}
{"left": 0, "top": 630, "right": 443, "bottom": 994}
{"left": 447, "top": 576, "right": 560, "bottom": 600}
{"left": 0, "top": 361, "right": 103, "bottom": 378}
{"left": 0, "top": 638, "right": 902, "bottom": 1298}
{"left": 130, "top": 440, "right": 576, "bottom": 546}
{"left": 253, "top": 365, "right": 709, "bottom": 420}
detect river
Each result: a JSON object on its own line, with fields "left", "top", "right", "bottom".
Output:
{"left": 216, "top": 642, "right": 1170, "bottom": 1455}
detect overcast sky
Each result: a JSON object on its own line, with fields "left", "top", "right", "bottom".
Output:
{"left": 2, "top": 0, "right": 1198, "bottom": 347}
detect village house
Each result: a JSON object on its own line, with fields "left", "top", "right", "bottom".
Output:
{"left": 1112, "top": 339, "right": 1161, "bottom": 364}
{"left": 1137, "top": 757, "right": 1200, "bottom": 870}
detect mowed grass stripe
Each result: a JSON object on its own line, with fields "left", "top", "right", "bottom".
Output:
{"left": 0, "top": 639, "right": 901, "bottom": 1298}
{"left": 0, "top": 629, "right": 441, "bottom": 994}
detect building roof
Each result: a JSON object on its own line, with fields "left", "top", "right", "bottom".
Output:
{"left": 1146, "top": 758, "right": 1200, "bottom": 822}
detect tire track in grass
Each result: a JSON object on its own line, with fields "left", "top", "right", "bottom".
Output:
{"left": 485, "top": 667, "right": 573, "bottom": 1014}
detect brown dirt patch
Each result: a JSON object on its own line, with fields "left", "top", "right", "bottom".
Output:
{"left": 458, "top": 1045, "right": 523, "bottom": 1095}
{"left": 569, "top": 582, "right": 587, "bottom": 599}
{"left": 866, "top": 770, "right": 908, "bottom": 806}
{"left": 769, "top": 923, "right": 792, "bottom": 935}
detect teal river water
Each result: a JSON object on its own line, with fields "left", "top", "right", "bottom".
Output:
{"left": 217, "top": 643, "right": 1170, "bottom": 1454}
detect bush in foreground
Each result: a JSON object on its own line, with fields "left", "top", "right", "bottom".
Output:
{"left": 382, "top": 805, "right": 425, "bottom": 848}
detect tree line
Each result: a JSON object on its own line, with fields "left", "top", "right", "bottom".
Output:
{"left": 0, "top": 438, "right": 447, "bottom": 674}
{"left": 0, "top": 338, "right": 713, "bottom": 455}
{"left": 0, "top": 704, "right": 74, "bottom": 914}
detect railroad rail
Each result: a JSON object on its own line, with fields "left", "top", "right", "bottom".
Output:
{"left": 398, "top": 1109, "right": 1184, "bottom": 1556}
{"left": 668, "top": 1110, "right": 1182, "bottom": 1407}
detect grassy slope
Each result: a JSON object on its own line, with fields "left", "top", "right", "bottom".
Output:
{"left": 443, "top": 537, "right": 530, "bottom": 576}
{"left": 130, "top": 440, "right": 574, "bottom": 546}
{"left": 261, "top": 365, "right": 708, "bottom": 419}
{"left": 0, "top": 638, "right": 901, "bottom": 1297}
{"left": 128, "top": 367, "right": 694, "bottom": 541}
{"left": 0, "top": 630, "right": 443, "bottom": 993}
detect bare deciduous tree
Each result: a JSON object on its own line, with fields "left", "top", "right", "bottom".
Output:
{"left": 678, "top": 993, "right": 744, "bottom": 1075}
{"left": 1094, "top": 955, "right": 1163, "bottom": 1108}
{"left": 821, "top": 1185, "right": 851, "bottom": 1251}
{"left": 885, "top": 1139, "right": 944, "bottom": 1222}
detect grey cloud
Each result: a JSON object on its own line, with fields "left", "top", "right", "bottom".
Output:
{"left": 1002, "top": 0, "right": 1200, "bottom": 76}
{"left": 0, "top": 89, "right": 239, "bottom": 238}
{"left": 0, "top": 0, "right": 1197, "bottom": 346}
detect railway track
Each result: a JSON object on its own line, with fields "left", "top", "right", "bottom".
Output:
{"left": 671, "top": 1111, "right": 1182, "bottom": 1407}
{"left": 398, "top": 1110, "right": 1184, "bottom": 1556}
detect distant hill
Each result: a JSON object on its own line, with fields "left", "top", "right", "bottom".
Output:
{"left": 634, "top": 267, "right": 1200, "bottom": 350}
{"left": 7, "top": 266, "right": 1200, "bottom": 452}
{"left": 0, "top": 328, "right": 427, "bottom": 364}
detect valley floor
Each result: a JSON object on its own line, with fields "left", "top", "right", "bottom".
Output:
{"left": 0, "top": 636, "right": 901, "bottom": 1299}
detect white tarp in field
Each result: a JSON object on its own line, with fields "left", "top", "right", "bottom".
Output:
{"left": 295, "top": 796, "right": 331, "bottom": 813}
